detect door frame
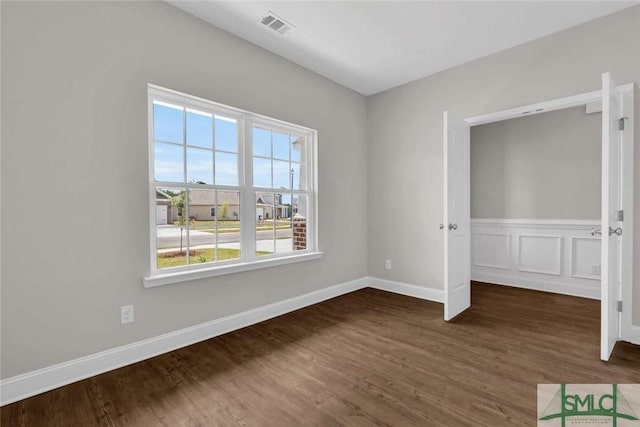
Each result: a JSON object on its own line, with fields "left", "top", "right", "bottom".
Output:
{"left": 446, "top": 83, "right": 635, "bottom": 344}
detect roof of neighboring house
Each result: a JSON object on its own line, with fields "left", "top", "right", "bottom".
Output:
{"left": 190, "top": 190, "right": 239, "bottom": 206}
{"left": 257, "top": 193, "right": 275, "bottom": 206}
{"left": 258, "top": 193, "right": 295, "bottom": 208}
{"left": 190, "top": 190, "right": 292, "bottom": 207}
{"left": 156, "top": 189, "right": 171, "bottom": 199}
{"left": 156, "top": 189, "right": 172, "bottom": 204}
{"left": 156, "top": 189, "right": 238, "bottom": 206}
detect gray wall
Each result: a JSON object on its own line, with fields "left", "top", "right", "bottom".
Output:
{"left": 1, "top": 1, "right": 368, "bottom": 378}
{"left": 470, "top": 106, "right": 601, "bottom": 220}
{"left": 367, "top": 5, "right": 640, "bottom": 325}
{"left": 3, "top": 2, "right": 640, "bottom": 380}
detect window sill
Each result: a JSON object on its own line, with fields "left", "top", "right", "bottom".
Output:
{"left": 143, "top": 252, "right": 324, "bottom": 288}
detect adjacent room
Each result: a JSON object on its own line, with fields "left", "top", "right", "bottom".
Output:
{"left": 2, "top": 1, "right": 640, "bottom": 426}
{"left": 470, "top": 105, "right": 603, "bottom": 299}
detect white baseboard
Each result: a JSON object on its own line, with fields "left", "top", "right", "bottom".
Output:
{"left": 0, "top": 276, "right": 444, "bottom": 407}
{"left": 0, "top": 277, "right": 369, "bottom": 406}
{"left": 365, "top": 276, "right": 444, "bottom": 303}
{"left": 622, "top": 325, "right": 640, "bottom": 346}
{"left": 3, "top": 272, "right": 612, "bottom": 406}
{"left": 472, "top": 272, "right": 599, "bottom": 300}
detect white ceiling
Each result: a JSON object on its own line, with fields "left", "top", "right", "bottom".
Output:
{"left": 168, "top": 1, "right": 637, "bottom": 96}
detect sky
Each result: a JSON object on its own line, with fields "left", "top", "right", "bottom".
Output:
{"left": 153, "top": 101, "right": 304, "bottom": 190}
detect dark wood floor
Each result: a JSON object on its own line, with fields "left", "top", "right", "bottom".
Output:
{"left": 2, "top": 282, "right": 640, "bottom": 426}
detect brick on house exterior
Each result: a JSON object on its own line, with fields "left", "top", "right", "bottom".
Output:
{"left": 293, "top": 214, "right": 306, "bottom": 250}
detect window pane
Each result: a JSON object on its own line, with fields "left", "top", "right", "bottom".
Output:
{"left": 215, "top": 116, "right": 238, "bottom": 153}
{"left": 273, "top": 131, "right": 289, "bottom": 160}
{"left": 186, "top": 109, "right": 213, "bottom": 149}
{"left": 275, "top": 218, "right": 294, "bottom": 254}
{"left": 256, "top": 192, "right": 275, "bottom": 256}
{"left": 187, "top": 147, "right": 213, "bottom": 184}
{"left": 215, "top": 152, "right": 238, "bottom": 186}
{"left": 292, "top": 193, "right": 307, "bottom": 219}
{"left": 217, "top": 190, "right": 241, "bottom": 261}
{"left": 187, "top": 189, "right": 215, "bottom": 265}
{"left": 156, "top": 187, "right": 188, "bottom": 269}
{"left": 273, "top": 160, "right": 291, "bottom": 190}
{"left": 280, "top": 193, "right": 293, "bottom": 219}
{"left": 253, "top": 126, "right": 271, "bottom": 157}
{"left": 275, "top": 193, "right": 293, "bottom": 254}
{"left": 153, "top": 102, "right": 183, "bottom": 144}
{"left": 253, "top": 157, "right": 271, "bottom": 188}
{"left": 187, "top": 188, "right": 215, "bottom": 221}
{"left": 292, "top": 162, "right": 307, "bottom": 191}
{"left": 155, "top": 142, "right": 184, "bottom": 182}
{"left": 291, "top": 135, "right": 305, "bottom": 163}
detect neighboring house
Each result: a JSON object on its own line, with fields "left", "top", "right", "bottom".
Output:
{"left": 159, "top": 190, "right": 292, "bottom": 222}
{"left": 157, "top": 189, "right": 239, "bottom": 223}
{"left": 186, "top": 190, "right": 240, "bottom": 222}
{"left": 256, "top": 193, "right": 292, "bottom": 220}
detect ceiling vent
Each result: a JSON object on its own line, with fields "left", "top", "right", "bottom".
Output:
{"left": 260, "top": 11, "right": 294, "bottom": 35}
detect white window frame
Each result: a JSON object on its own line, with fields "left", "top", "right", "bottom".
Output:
{"left": 144, "top": 84, "right": 321, "bottom": 287}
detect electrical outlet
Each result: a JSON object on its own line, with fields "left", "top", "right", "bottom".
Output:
{"left": 385, "top": 259, "right": 392, "bottom": 270}
{"left": 591, "top": 264, "right": 601, "bottom": 275}
{"left": 121, "top": 305, "right": 134, "bottom": 324}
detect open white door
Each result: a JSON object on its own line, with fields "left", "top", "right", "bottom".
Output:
{"left": 619, "top": 86, "right": 637, "bottom": 345}
{"left": 443, "top": 111, "right": 471, "bottom": 321}
{"left": 601, "top": 72, "right": 623, "bottom": 361}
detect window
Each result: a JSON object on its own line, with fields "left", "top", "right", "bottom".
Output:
{"left": 146, "top": 85, "right": 319, "bottom": 285}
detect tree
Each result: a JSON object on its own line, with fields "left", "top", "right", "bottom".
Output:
{"left": 220, "top": 202, "right": 229, "bottom": 220}
{"left": 170, "top": 190, "right": 188, "bottom": 253}
{"left": 170, "top": 191, "right": 187, "bottom": 225}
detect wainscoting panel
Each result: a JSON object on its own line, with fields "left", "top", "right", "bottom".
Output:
{"left": 517, "top": 234, "right": 562, "bottom": 275}
{"left": 570, "top": 237, "right": 601, "bottom": 280}
{"left": 473, "top": 233, "right": 511, "bottom": 269}
{"left": 471, "top": 219, "right": 601, "bottom": 299}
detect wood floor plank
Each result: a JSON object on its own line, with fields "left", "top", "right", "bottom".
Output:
{"left": 2, "top": 282, "right": 639, "bottom": 426}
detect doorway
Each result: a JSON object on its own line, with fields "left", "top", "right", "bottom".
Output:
{"left": 470, "top": 105, "right": 601, "bottom": 299}
{"left": 442, "top": 73, "right": 636, "bottom": 360}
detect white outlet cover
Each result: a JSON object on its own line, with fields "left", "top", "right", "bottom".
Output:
{"left": 120, "top": 305, "right": 134, "bottom": 324}
{"left": 385, "top": 259, "right": 392, "bottom": 270}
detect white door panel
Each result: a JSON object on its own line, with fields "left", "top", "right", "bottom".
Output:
{"left": 601, "top": 72, "right": 622, "bottom": 361}
{"left": 443, "top": 111, "right": 471, "bottom": 321}
{"left": 619, "top": 86, "right": 638, "bottom": 345}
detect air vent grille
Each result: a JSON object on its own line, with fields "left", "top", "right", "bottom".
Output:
{"left": 260, "top": 11, "right": 294, "bottom": 35}
{"left": 261, "top": 15, "right": 276, "bottom": 26}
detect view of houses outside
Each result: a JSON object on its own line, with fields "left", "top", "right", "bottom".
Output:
{"left": 155, "top": 189, "right": 307, "bottom": 269}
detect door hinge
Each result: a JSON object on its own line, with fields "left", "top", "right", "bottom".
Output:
{"left": 617, "top": 210, "right": 624, "bottom": 221}
{"left": 617, "top": 301, "right": 623, "bottom": 312}
{"left": 618, "top": 117, "right": 628, "bottom": 131}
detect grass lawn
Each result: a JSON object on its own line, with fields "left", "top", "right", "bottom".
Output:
{"left": 157, "top": 248, "right": 270, "bottom": 269}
